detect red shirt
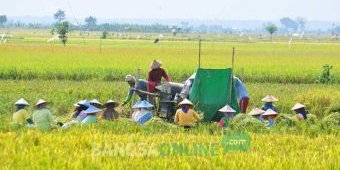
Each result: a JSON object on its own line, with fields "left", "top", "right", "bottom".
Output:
{"left": 148, "top": 68, "right": 171, "bottom": 92}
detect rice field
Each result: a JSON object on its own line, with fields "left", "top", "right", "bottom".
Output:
{"left": 0, "top": 31, "right": 340, "bottom": 83}
{"left": 0, "top": 29, "right": 339, "bottom": 169}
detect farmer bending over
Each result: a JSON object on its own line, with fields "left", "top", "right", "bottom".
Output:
{"left": 122, "top": 75, "right": 148, "bottom": 106}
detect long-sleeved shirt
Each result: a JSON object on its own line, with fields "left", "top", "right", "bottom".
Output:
{"left": 174, "top": 108, "right": 201, "bottom": 126}
{"left": 234, "top": 76, "right": 249, "bottom": 101}
{"left": 148, "top": 68, "right": 171, "bottom": 92}
{"left": 13, "top": 109, "right": 30, "bottom": 125}
{"left": 179, "top": 74, "right": 195, "bottom": 99}
{"left": 33, "top": 108, "right": 54, "bottom": 131}
{"left": 123, "top": 79, "right": 148, "bottom": 104}
{"left": 76, "top": 111, "right": 87, "bottom": 121}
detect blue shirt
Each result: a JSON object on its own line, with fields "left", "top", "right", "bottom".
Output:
{"left": 262, "top": 103, "right": 278, "bottom": 112}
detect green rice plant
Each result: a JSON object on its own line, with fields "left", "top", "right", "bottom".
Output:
{"left": 276, "top": 114, "right": 297, "bottom": 127}
{"left": 320, "top": 113, "right": 340, "bottom": 134}
{"left": 233, "top": 116, "right": 267, "bottom": 133}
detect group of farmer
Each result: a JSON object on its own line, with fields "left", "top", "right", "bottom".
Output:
{"left": 11, "top": 59, "right": 309, "bottom": 131}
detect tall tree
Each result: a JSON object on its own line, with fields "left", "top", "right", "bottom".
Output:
{"left": 280, "top": 17, "right": 298, "bottom": 32}
{"left": 54, "top": 9, "right": 66, "bottom": 23}
{"left": 0, "top": 15, "right": 7, "bottom": 27}
{"left": 84, "top": 16, "right": 97, "bottom": 30}
{"left": 296, "top": 17, "right": 307, "bottom": 31}
{"left": 265, "top": 23, "right": 278, "bottom": 41}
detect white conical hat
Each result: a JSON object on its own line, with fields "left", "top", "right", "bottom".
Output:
{"left": 248, "top": 108, "right": 265, "bottom": 116}
{"left": 15, "top": 98, "right": 29, "bottom": 106}
{"left": 104, "top": 99, "right": 119, "bottom": 107}
{"left": 90, "top": 99, "right": 102, "bottom": 105}
{"left": 178, "top": 98, "right": 193, "bottom": 107}
{"left": 291, "top": 103, "right": 305, "bottom": 110}
{"left": 261, "top": 95, "right": 278, "bottom": 102}
{"left": 262, "top": 108, "right": 278, "bottom": 116}
{"left": 35, "top": 99, "right": 47, "bottom": 106}
{"left": 218, "top": 104, "right": 236, "bottom": 113}
{"left": 150, "top": 60, "right": 162, "bottom": 69}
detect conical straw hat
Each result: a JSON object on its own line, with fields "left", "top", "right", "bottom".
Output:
{"left": 15, "top": 98, "right": 29, "bottom": 106}
{"left": 77, "top": 100, "right": 90, "bottom": 108}
{"left": 84, "top": 105, "right": 102, "bottom": 114}
{"left": 291, "top": 103, "right": 305, "bottom": 110}
{"left": 248, "top": 108, "right": 265, "bottom": 116}
{"left": 178, "top": 98, "right": 193, "bottom": 107}
{"left": 218, "top": 104, "right": 236, "bottom": 113}
{"left": 262, "top": 108, "right": 278, "bottom": 116}
{"left": 134, "top": 100, "right": 154, "bottom": 108}
{"left": 90, "top": 99, "right": 102, "bottom": 106}
{"left": 261, "top": 95, "right": 278, "bottom": 102}
{"left": 35, "top": 99, "right": 47, "bottom": 106}
{"left": 104, "top": 99, "right": 119, "bottom": 107}
{"left": 132, "top": 100, "right": 142, "bottom": 109}
{"left": 150, "top": 60, "right": 162, "bottom": 69}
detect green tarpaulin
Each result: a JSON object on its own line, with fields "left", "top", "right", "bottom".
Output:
{"left": 189, "top": 68, "right": 239, "bottom": 122}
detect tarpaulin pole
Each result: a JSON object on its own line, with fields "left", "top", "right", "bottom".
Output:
{"left": 229, "top": 47, "right": 235, "bottom": 105}
{"left": 198, "top": 39, "right": 201, "bottom": 68}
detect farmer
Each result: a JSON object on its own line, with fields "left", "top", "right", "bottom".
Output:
{"left": 234, "top": 76, "right": 250, "bottom": 113}
{"left": 82, "top": 105, "right": 102, "bottom": 124}
{"left": 122, "top": 75, "right": 148, "bottom": 106}
{"left": 178, "top": 73, "right": 196, "bottom": 101}
{"left": 131, "top": 100, "right": 153, "bottom": 125}
{"left": 174, "top": 98, "right": 201, "bottom": 128}
{"left": 217, "top": 104, "right": 236, "bottom": 129}
{"left": 148, "top": 60, "right": 171, "bottom": 104}
{"left": 74, "top": 100, "right": 91, "bottom": 121}
{"left": 291, "top": 103, "right": 308, "bottom": 121}
{"left": 61, "top": 100, "right": 90, "bottom": 129}
{"left": 261, "top": 95, "right": 278, "bottom": 112}
{"left": 90, "top": 99, "right": 103, "bottom": 109}
{"left": 261, "top": 108, "right": 278, "bottom": 128}
{"left": 32, "top": 99, "right": 55, "bottom": 131}
{"left": 12, "top": 98, "right": 33, "bottom": 127}
{"left": 248, "top": 107, "right": 265, "bottom": 122}
{"left": 102, "top": 99, "right": 121, "bottom": 120}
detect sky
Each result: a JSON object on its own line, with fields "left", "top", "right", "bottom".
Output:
{"left": 1, "top": 0, "right": 339, "bottom": 21}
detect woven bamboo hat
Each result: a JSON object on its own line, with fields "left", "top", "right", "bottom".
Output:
{"left": 261, "top": 95, "right": 278, "bottom": 102}
{"left": 248, "top": 108, "right": 265, "bottom": 116}
{"left": 178, "top": 98, "right": 193, "bottom": 107}
{"left": 291, "top": 103, "right": 305, "bottom": 110}
{"left": 15, "top": 98, "right": 29, "bottom": 106}
{"left": 150, "top": 60, "right": 162, "bottom": 69}
{"left": 262, "top": 108, "right": 278, "bottom": 116}
{"left": 218, "top": 104, "right": 236, "bottom": 113}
